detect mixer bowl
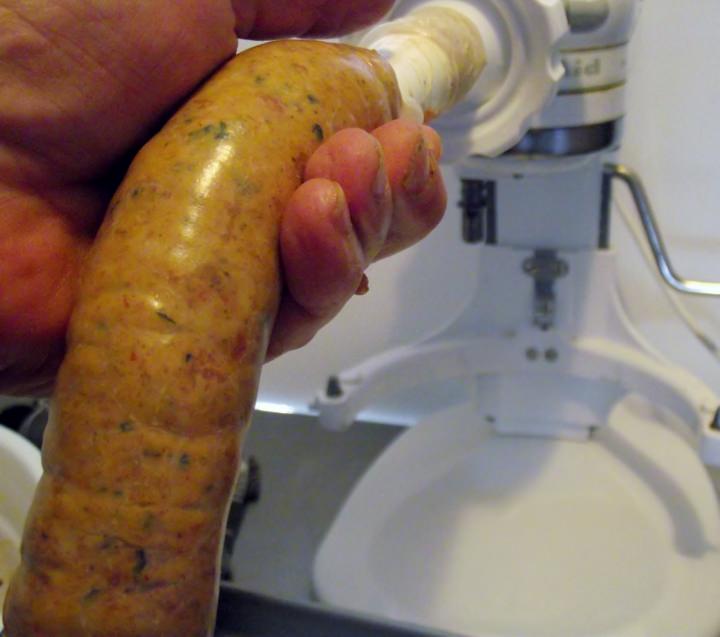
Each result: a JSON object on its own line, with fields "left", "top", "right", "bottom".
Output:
{"left": 0, "top": 425, "right": 42, "bottom": 631}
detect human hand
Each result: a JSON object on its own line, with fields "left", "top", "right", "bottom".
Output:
{"left": 0, "top": 0, "right": 447, "bottom": 394}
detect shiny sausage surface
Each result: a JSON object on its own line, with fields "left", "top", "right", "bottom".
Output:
{"left": 4, "top": 40, "right": 399, "bottom": 637}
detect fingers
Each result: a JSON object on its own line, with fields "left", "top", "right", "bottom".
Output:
{"left": 233, "top": 0, "right": 394, "bottom": 38}
{"left": 301, "top": 121, "right": 446, "bottom": 267}
{"left": 268, "top": 120, "right": 447, "bottom": 359}
{"left": 0, "top": 184, "right": 99, "bottom": 395}
{"left": 372, "top": 119, "right": 446, "bottom": 258}
{"left": 304, "top": 128, "right": 392, "bottom": 263}
{"left": 269, "top": 179, "right": 365, "bottom": 359}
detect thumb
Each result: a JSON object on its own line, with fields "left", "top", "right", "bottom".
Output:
{"left": 232, "top": 0, "right": 393, "bottom": 38}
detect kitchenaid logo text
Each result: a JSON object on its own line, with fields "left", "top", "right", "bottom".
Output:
{"left": 560, "top": 47, "right": 627, "bottom": 91}
{"left": 563, "top": 56, "right": 602, "bottom": 78}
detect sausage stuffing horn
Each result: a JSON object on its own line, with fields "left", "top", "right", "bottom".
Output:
{"left": 2, "top": 4, "right": 489, "bottom": 637}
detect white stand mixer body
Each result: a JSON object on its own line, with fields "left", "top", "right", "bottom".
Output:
{"left": 314, "top": 1, "right": 720, "bottom": 635}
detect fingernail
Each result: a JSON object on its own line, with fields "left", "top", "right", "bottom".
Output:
{"left": 330, "top": 183, "right": 352, "bottom": 235}
{"left": 355, "top": 274, "right": 370, "bottom": 296}
{"left": 402, "top": 136, "right": 430, "bottom": 195}
{"left": 373, "top": 157, "right": 388, "bottom": 200}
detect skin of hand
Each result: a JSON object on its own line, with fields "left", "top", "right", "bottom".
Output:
{"left": 0, "top": 0, "right": 447, "bottom": 395}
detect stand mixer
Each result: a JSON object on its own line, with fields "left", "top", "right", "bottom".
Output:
{"left": 313, "top": 1, "right": 720, "bottom": 635}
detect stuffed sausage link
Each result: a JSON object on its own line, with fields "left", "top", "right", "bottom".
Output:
{"left": 4, "top": 40, "right": 400, "bottom": 637}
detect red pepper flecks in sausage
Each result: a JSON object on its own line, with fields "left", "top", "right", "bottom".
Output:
{"left": 4, "top": 40, "right": 400, "bottom": 637}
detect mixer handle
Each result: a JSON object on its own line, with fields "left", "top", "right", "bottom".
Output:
{"left": 606, "top": 163, "right": 720, "bottom": 297}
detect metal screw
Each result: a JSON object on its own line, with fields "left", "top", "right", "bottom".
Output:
{"left": 545, "top": 348, "right": 559, "bottom": 362}
{"left": 326, "top": 375, "right": 343, "bottom": 398}
{"left": 485, "top": 415, "right": 496, "bottom": 424}
{"left": 526, "top": 348, "right": 539, "bottom": 361}
{"left": 523, "top": 261, "right": 538, "bottom": 276}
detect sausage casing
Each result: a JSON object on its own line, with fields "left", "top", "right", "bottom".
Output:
{"left": 4, "top": 40, "right": 399, "bottom": 637}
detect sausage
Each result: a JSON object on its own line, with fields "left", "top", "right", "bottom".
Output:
{"left": 3, "top": 40, "right": 400, "bottom": 637}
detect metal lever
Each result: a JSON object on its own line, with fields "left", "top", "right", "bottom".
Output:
{"left": 605, "top": 163, "right": 720, "bottom": 297}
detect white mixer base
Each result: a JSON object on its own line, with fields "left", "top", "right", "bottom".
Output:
{"left": 314, "top": 399, "right": 720, "bottom": 637}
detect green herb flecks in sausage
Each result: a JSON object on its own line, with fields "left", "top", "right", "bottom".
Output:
{"left": 4, "top": 40, "right": 401, "bottom": 637}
